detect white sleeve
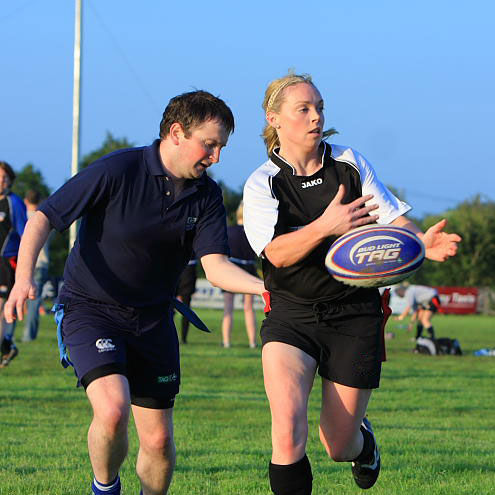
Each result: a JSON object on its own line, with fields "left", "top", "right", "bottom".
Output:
{"left": 242, "top": 162, "right": 280, "bottom": 256}
{"left": 332, "top": 145, "right": 412, "bottom": 224}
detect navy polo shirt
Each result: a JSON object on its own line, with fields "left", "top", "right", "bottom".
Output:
{"left": 40, "top": 140, "right": 229, "bottom": 308}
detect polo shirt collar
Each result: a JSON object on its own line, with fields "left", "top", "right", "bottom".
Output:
{"left": 144, "top": 139, "right": 167, "bottom": 176}
{"left": 143, "top": 139, "right": 208, "bottom": 187}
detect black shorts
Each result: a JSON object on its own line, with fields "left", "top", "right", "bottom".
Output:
{"left": 261, "top": 290, "right": 384, "bottom": 389}
{"left": 0, "top": 256, "right": 16, "bottom": 299}
{"left": 60, "top": 294, "right": 179, "bottom": 409}
{"left": 419, "top": 296, "right": 441, "bottom": 313}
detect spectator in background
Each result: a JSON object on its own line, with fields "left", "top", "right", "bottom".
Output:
{"left": 222, "top": 201, "right": 259, "bottom": 348}
{"left": 0, "top": 161, "right": 27, "bottom": 368}
{"left": 22, "top": 189, "right": 51, "bottom": 342}
{"left": 395, "top": 283, "right": 441, "bottom": 339}
{"left": 175, "top": 258, "right": 198, "bottom": 344}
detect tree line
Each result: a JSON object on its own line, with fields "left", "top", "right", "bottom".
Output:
{"left": 11, "top": 133, "right": 495, "bottom": 289}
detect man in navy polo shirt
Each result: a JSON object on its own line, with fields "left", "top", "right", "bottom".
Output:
{"left": 4, "top": 90, "right": 264, "bottom": 495}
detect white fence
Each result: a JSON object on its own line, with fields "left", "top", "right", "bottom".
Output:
{"left": 191, "top": 279, "right": 408, "bottom": 314}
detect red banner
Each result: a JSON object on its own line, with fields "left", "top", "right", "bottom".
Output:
{"left": 435, "top": 287, "right": 478, "bottom": 314}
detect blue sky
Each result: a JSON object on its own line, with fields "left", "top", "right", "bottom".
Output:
{"left": 1, "top": 0, "right": 494, "bottom": 218}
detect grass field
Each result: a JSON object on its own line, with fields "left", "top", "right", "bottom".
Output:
{"left": 1, "top": 310, "right": 494, "bottom": 494}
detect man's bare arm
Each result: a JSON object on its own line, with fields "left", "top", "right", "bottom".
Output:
{"left": 201, "top": 254, "right": 264, "bottom": 295}
{"left": 4, "top": 211, "right": 52, "bottom": 322}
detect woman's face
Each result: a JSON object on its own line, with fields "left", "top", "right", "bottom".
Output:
{"left": 272, "top": 82, "right": 325, "bottom": 152}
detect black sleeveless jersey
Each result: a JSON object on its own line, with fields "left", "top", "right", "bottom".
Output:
{"left": 243, "top": 142, "right": 411, "bottom": 304}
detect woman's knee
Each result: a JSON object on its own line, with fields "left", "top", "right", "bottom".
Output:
{"left": 319, "top": 425, "right": 359, "bottom": 462}
{"left": 272, "top": 416, "right": 308, "bottom": 458}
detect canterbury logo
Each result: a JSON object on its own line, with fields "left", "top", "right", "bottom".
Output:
{"left": 95, "top": 338, "right": 116, "bottom": 352}
{"left": 301, "top": 178, "right": 323, "bottom": 189}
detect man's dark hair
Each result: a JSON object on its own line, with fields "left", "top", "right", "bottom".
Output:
{"left": 25, "top": 189, "right": 41, "bottom": 205}
{"left": 0, "top": 161, "right": 16, "bottom": 183}
{"left": 159, "top": 90, "right": 235, "bottom": 139}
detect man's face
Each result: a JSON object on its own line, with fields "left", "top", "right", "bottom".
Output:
{"left": 176, "top": 119, "right": 229, "bottom": 179}
{"left": 0, "top": 169, "right": 11, "bottom": 196}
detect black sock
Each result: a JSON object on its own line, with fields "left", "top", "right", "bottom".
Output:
{"left": 426, "top": 326, "right": 435, "bottom": 339}
{"left": 269, "top": 455, "right": 313, "bottom": 495}
{"left": 354, "top": 426, "right": 374, "bottom": 463}
{"left": 415, "top": 324, "right": 424, "bottom": 339}
{"left": 1, "top": 336, "right": 12, "bottom": 355}
{"left": 181, "top": 320, "right": 189, "bottom": 343}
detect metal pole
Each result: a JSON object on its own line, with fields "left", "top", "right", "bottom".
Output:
{"left": 70, "top": 0, "right": 82, "bottom": 248}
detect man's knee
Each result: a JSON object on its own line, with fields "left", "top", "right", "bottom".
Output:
{"left": 93, "top": 402, "right": 130, "bottom": 435}
{"left": 141, "top": 429, "right": 175, "bottom": 457}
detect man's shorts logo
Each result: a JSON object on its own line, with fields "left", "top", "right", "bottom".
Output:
{"left": 157, "top": 373, "right": 178, "bottom": 383}
{"left": 95, "top": 338, "right": 116, "bottom": 353}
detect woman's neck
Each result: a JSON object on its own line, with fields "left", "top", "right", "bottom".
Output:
{"left": 277, "top": 143, "right": 323, "bottom": 177}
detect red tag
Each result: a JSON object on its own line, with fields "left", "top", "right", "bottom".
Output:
{"left": 380, "top": 288, "right": 392, "bottom": 362}
{"left": 262, "top": 291, "right": 271, "bottom": 313}
{"left": 8, "top": 256, "right": 17, "bottom": 270}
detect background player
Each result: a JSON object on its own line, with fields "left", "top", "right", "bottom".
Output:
{"left": 175, "top": 257, "right": 198, "bottom": 344}
{"left": 395, "top": 283, "right": 441, "bottom": 339}
{"left": 0, "top": 161, "right": 27, "bottom": 368}
{"left": 222, "top": 201, "right": 259, "bottom": 349}
{"left": 243, "top": 73, "right": 461, "bottom": 495}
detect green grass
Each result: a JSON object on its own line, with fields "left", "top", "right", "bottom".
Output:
{"left": 1, "top": 311, "right": 495, "bottom": 494}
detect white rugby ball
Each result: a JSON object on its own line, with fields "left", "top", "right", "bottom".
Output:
{"left": 325, "top": 224, "right": 425, "bottom": 288}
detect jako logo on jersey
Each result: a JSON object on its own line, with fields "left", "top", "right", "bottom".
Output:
{"left": 349, "top": 236, "right": 403, "bottom": 265}
{"left": 185, "top": 217, "right": 198, "bottom": 231}
{"left": 95, "top": 338, "right": 116, "bottom": 353}
{"left": 301, "top": 178, "right": 323, "bottom": 189}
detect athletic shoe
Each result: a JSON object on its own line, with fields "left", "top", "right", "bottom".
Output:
{"left": 0, "top": 346, "right": 19, "bottom": 368}
{"left": 351, "top": 417, "right": 381, "bottom": 489}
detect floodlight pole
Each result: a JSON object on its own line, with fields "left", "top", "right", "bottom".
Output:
{"left": 70, "top": 0, "right": 82, "bottom": 248}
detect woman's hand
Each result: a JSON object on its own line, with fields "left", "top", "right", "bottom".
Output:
{"left": 316, "top": 184, "right": 379, "bottom": 237}
{"left": 418, "top": 219, "right": 462, "bottom": 262}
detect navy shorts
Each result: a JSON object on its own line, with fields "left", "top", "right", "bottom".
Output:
{"left": 60, "top": 294, "right": 179, "bottom": 409}
{"left": 261, "top": 290, "right": 385, "bottom": 389}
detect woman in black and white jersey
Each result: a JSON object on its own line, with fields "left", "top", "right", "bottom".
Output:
{"left": 243, "top": 73, "right": 461, "bottom": 495}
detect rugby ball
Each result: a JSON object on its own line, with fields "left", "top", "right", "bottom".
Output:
{"left": 325, "top": 224, "right": 425, "bottom": 288}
